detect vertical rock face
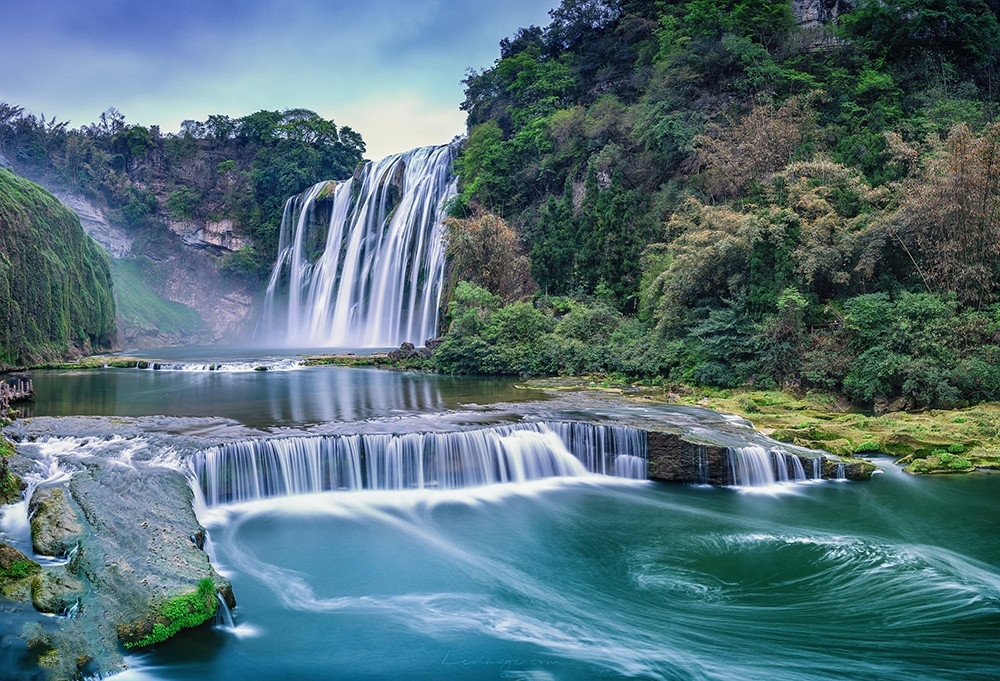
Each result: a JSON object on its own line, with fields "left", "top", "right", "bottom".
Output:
{"left": 646, "top": 432, "right": 730, "bottom": 485}
{"left": 47, "top": 185, "right": 256, "bottom": 346}
{"left": 792, "top": 0, "right": 855, "bottom": 27}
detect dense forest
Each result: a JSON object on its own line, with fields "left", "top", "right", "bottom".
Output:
{"left": 435, "top": 0, "right": 1000, "bottom": 411}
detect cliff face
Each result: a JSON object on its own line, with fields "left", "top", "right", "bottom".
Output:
{"left": 0, "top": 170, "right": 116, "bottom": 366}
{"left": 46, "top": 184, "right": 255, "bottom": 348}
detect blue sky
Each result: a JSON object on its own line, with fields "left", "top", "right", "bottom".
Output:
{"left": 0, "top": 0, "right": 555, "bottom": 160}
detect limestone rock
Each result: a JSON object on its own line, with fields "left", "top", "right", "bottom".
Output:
{"left": 7, "top": 456, "right": 233, "bottom": 680}
{"left": 792, "top": 0, "right": 854, "bottom": 27}
{"left": 388, "top": 342, "right": 427, "bottom": 361}
{"left": 29, "top": 487, "right": 85, "bottom": 557}
{"left": 31, "top": 568, "right": 84, "bottom": 614}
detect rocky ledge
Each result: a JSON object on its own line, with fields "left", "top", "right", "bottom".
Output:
{"left": 2, "top": 449, "right": 233, "bottom": 680}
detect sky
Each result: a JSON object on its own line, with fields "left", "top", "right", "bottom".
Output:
{"left": 0, "top": 0, "right": 556, "bottom": 160}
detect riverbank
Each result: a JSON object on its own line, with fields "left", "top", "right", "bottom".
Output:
{"left": 521, "top": 378, "right": 1000, "bottom": 475}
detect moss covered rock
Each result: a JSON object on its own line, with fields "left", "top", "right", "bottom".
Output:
{"left": 0, "top": 542, "right": 41, "bottom": 599}
{"left": 28, "top": 487, "right": 84, "bottom": 557}
{"left": 0, "top": 168, "right": 116, "bottom": 367}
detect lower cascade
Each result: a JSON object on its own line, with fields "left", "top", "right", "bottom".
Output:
{"left": 255, "top": 144, "right": 457, "bottom": 347}
{"left": 727, "top": 446, "right": 810, "bottom": 487}
{"left": 191, "top": 422, "right": 648, "bottom": 506}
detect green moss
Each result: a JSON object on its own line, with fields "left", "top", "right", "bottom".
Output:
{"left": 0, "top": 169, "right": 116, "bottom": 366}
{"left": 4, "top": 560, "right": 38, "bottom": 579}
{"left": 124, "top": 578, "right": 218, "bottom": 649}
{"left": 0, "top": 435, "right": 22, "bottom": 504}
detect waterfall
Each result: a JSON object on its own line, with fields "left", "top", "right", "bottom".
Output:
{"left": 545, "top": 422, "right": 647, "bottom": 477}
{"left": 215, "top": 593, "right": 235, "bottom": 631}
{"left": 728, "top": 446, "right": 775, "bottom": 486}
{"left": 256, "top": 144, "right": 457, "bottom": 347}
{"left": 191, "top": 422, "right": 648, "bottom": 506}
{"left": 726, "top": 447, "right": 807, "bottom": 487}
{"left": 694, "top": 445, "right": 709, "bottom": 485}
{"left": 787, "top": 454, "right": 807, "bottom": 481}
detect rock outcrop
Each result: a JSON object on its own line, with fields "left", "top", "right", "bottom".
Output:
{"left": 5, "top": 454, "right": 234, "bottom": 680}
{"left": 792, "top": 0, "right": 854, "bottom": 27}
{"left": 28, "top": 487, "right": 84, "bottom": 557}
{"left": 646, "top": 429, "right": 876, "bottom": 483}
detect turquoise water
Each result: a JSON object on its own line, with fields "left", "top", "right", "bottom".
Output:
{"left": 120, "top": 469, "right": 1000, "bottom": 681}
{"left": 8, "top": 361, "right": 1000, "bottom": 680}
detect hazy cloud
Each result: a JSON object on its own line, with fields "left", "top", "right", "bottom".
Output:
{"left": 0, "top": 0, "right": 554, "bottom": 158}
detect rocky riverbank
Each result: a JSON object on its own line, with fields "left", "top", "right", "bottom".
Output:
{"left": 0, "top": 430, "right": 233, "bottom": 681}
{"left": 520, "top": 378, "right": 1000, "bottom": 475}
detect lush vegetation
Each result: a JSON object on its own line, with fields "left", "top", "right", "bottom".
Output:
{"left": 0, "top": 105, "right": 366, "bottom": 278}
{"left": 124, "top": 578, "right": 218, "bottom": 648}
{"left": 438, "top": 0, "right": 1000, "bottom": 414}
{"left": 0, "top": 435, "right": 20, "bottom": 505}
{"left": 0, "top": 169, "right": 116, "bottom": 366}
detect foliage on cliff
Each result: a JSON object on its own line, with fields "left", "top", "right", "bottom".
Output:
{"left": 0, "top": 105, "right": 366, "bottom": 278}
{"left": 0, "top": 169, "right": 115, "bottom": 365}
{"left": 441, "top": 0, "right": 1000, "bottom": 410}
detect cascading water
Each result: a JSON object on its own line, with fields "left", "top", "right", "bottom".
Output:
{"left": 256, "top": 144, "right": 457, "bottom": 347}
{"left": 191, "top": 422, "right": 648, "bottom": 506}
{"left": 727, "top": 446, "right": 808, "bottom": 487}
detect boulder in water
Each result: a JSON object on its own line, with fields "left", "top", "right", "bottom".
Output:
{"left": 29, "top": 486, "right": 84, "bottom": 557}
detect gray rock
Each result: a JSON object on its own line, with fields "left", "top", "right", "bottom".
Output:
{"left": 11, "top": 456, "right": 233, "bottom": 680}
{"left": 29, "top": 487, "right": 84, "bottom": 557}
{"left": 31, "top": 568, "right": 84, "bottom": 614}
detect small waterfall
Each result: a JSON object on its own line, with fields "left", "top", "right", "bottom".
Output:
{"left": 728, "top": 446, "right": 776, "bottom": 487}
{"left": 694, "top": 445, "right": 709, "bottom": 485}
{"left": 787, "top": 454, "right": 807, "bottom": 481}
{"left": 774, "top": 449, "right": 790, "bottom": 482}
{"left": 62, "top": 599, "right": 81, "bottom": 619}
{"left": 726, "top": 447, "right": 808, "bottom": 487}
{"left": 812, "top": 457, "right": 822, "bottom": 480}
{"left": 191, "top": 422, "right": 648, "bottom": 506}
{"left": 215, "top": 593, "right": 235, "bottom": 631}
{"left": 545, "top": 422, "right": 647, "bottom": 477}
{"left": 836, "top": 463, "right": 846, "bottom": 480}
{"left": 256, "top": 144, "right": 457, "bottom": 347}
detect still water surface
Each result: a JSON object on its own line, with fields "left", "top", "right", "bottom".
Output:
{"left": 11, "top": 356, "right": 1000, "bottom": 680}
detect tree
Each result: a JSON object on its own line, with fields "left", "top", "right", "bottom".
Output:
{"left": 894, "top": 124, "right": 1000, "bottom": 308}
{"left": 445, "top": 211, "right": 535, "bottom": 303}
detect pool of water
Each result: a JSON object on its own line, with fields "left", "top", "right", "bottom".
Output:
{"left": 3, "top": 355, "right": 999, "bottom": 680}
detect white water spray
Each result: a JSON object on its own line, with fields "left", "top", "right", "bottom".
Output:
{"left": 256, "top": 144, "right": 457, "bottom": 347}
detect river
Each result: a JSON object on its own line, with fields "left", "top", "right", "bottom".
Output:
{"left": 4, "top": 352, "right": 1000, "bottom": 680}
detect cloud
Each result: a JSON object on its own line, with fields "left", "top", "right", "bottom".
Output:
{"left": 0, "top": 0, "right": 555, "bottom": 153}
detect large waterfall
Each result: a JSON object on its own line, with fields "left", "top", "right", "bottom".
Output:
{"left": 191, "top": 422, "right": 648, "bottom": 506}
{"left": 256, "top": 144, "right": 457, "bottom": 347}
